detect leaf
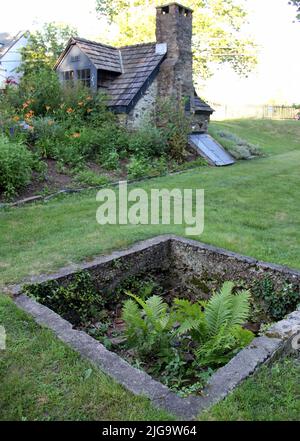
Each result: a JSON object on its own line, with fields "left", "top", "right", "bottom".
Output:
{"left": 228, "top": 290, "right": 251, "bottom": 327}
{"left": 205, "top": 282, "right": 234, "bottom": 336}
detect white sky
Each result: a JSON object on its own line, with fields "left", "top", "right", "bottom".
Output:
{"left": 1, "top": 0, "right": 300, "bottom": 105}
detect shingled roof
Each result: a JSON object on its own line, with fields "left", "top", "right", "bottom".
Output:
{"left": 55, "top": 37, "right": 123, "bottom": 74}
{"left": 107, "top": 42, "right": 166, "bottom": 111}
{"left": 194, "top": 93, "right": 214, "bottom": 114}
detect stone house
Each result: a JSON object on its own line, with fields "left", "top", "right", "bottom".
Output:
{"left": 55, "top": 2, "right": 213, "bottom": 132}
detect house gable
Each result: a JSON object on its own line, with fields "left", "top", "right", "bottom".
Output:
{"left": 56, "top": 44, "right": 98, "bottom": 91}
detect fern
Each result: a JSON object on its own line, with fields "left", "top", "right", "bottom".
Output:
{"left": 227, "top": 290, "right": 251, "bottom": 327}
{"left": 173, "top": 298, "right": 205, "bottom": 337}
{"left": 205, "top": 281, "right": 234, "bottom": 336}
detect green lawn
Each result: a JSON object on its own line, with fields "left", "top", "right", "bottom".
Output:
{"left": 1, "top": 119, "right": 300, "bottom": 420}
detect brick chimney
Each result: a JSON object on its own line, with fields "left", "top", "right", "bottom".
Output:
{"left": 156, "top": 2, "right": 194, "bottom": 112}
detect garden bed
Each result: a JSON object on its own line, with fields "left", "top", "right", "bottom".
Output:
{"left": 12, "top": 236, "right": 300, "bottom": 419}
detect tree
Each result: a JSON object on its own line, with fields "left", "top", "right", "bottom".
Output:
{"left": 95, "top": 0, "right": 257, "bottom": 80}
{"left": 289, "top": 0, "right": 300, "bottom": 20}
{"left": 19, "top": 23, "right": 77, "bottom": 77}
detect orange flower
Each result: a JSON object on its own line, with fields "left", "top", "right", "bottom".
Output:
{"left": 13, "top": 116, "right": 20, "bottom": 122}
{"left": 78, "top": 101, "right": 84, "bottom": 106}
{"left": 70, "top": 132, "right": 81, "bottom": 138}
{"left": 66, "top": 107, "right": 74, "bottom": 114}
{"left": 25, "top": 110, "right": 34, "bottom": 119}
{"left": 87, "top": 108, "right": 93, "bottom": 113}
{"left": 22, "top": 102, "right": 29, "bottom": 109}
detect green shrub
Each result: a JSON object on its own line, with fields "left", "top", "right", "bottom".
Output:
{"left": 122, "top": 282, "right": 254, "bottom": 369}
{"left": 101, "top": 149, "right": 120, "bottom": 171}
{"left": 122, "top": 293, "right": 175, "bottom": 358}
{"left": 73, "top": 170, "right": 109, "bottom": 187}
{"left": 252, "top": 277, "right": 300, "bottom": 320}
{"left": 127, "top": 156, "right": 152, "bottom": 179}
{"left": 156, "top": 98, "right": 191, "bottom": 162}
{"left": 24, "top": 271, "right": 104, "bottom": 325}
{"left": 0, "top": 135, "right": 33, "bottom": 198}
{"left": 18, "top": 68, "right": 62, "bottom": 117}
{"left": 127, "top": 125, "right": 166, "bottom": 157}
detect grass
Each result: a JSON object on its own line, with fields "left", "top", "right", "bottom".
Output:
{"left": 0, "top": 295, "right": 172, "bottom": 421}
{"left": 0, "top": 119, "right": 300, "bottom": 420}
{"left": 200, "top": 357, "right": 300, "bottom": 421}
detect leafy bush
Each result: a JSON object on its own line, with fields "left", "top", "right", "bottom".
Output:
{"left": 18, "top": 68, "right": 62, "bottom": 117}
{"left": 252, "top": 277, "right": 300, "bottom": 320}
{"left": 101, "top": 148, "right": 120, "bottom": 171}
{"left": 24, "top": 271, "right": 104, "bottom": 325}
{"left": 127, "top": 125, "right": 166, "bottom": 157}
{"left": 73, "top": 170, "right": 109, "bottom": 187}
{"left": 122, "top": 293, "right": 175, "bottom": 358}
{"left": 126, "top": 156, "right": 152, "bottom": 179}
{"left": 0, "top": 135, "right": 33, "bottom": 197}
{"left": 210, "top": 128, "right": 263, "bottom": 160}
{"left": 122, "top": 282, "right": 254, "bottom": 369}
{"left": 156, "top": 98, "right": 191, "bottom": 161}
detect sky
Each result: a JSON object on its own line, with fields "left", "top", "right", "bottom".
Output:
{"left": 1, "top": 0, "right": 300, "bottom": 105}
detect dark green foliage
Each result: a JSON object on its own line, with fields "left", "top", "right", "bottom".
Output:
{"left": 127, "top": 125, "right": 166, "bottom": 157}
{"left": 73, "top": 170, "right": 109, "bottom": 187}
{"left": 24, "top": 271, "right": 104, "bottom": 325}
{"left": 0, "top": 135, "right": 33, "bottom": 198}
{"left": 126, "top": 156, "right": 152, "bottom": 179}
{"left": 252, "top": 277, "right": 300, "bottom": 320}
{"left": 156, "top": 98, "right": 191, "bottom": 162}
{"left": 122, "top": 282, "right": 254, "bottom": 393}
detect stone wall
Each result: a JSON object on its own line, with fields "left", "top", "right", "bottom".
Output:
{"left": 126, "top": 79, "right": 158, "bottom": 129}
{"left": 13, "top": 235, "right": 300, "bottom": 310}
{"left": 191, "top": 113, "right": 210, "bottom": 133}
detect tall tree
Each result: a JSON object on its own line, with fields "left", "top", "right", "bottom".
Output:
{"left": 95, "top": 0, "right": 257, "bottom": 80}
{"left": 20, "top": 23, "right": 77, "bottom": 76}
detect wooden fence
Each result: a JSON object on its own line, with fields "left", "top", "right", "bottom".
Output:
{"left": 209, "top": 103, "right": 300, "bottom": 121}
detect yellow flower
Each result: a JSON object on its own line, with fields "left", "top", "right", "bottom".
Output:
{"left": 87, "top": 108, "right": 93, "bottom": 113}
{"left": 78, "top": 101, "right": 84, "bottom": 106}
{"left": 70, "top": 132, "right": 81, "bottom": 138}
{"left": 45, "top": 105, "right": 51, "bottom": 111}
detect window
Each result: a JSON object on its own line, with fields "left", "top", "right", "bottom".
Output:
{"left": 71, "top": 55, "right": 79, "bottom": 63}
{"left": 77, "top": 69, "right": 91, "bottom": 88}
{"left": 63, "top": 70, "right": 74, "bottom": 84}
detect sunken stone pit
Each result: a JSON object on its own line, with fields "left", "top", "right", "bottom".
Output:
{"left": 11, "top": 235, "right": 300, "bottom": 419}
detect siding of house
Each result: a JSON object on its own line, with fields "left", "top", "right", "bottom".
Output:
{"left": 56, "top": 45, "right": 98, "bottom": 92}
{"left": 0, "top": 34, "right": 28, "bottom": 88}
